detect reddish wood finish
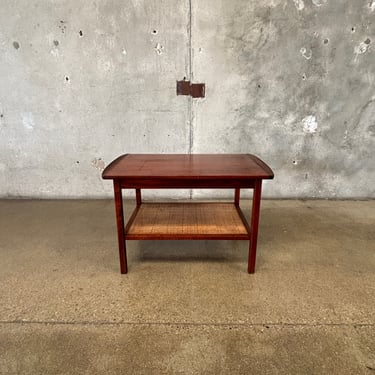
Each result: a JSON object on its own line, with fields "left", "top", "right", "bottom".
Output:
{"left": 248, "top": 179, "right": 262, "bottom": 274}
{"left": 103, "top": 154, "right": 274, "bottom": 274}
{"left": 102, "top": 154, "right": 274, "bottom": 180}
{"left": 121, "top": 178, "right": 256, "bottom": 189}
{"left": 113, "top": 180, "right": 127, "bottom": 274}
{"left": 234, "top": 188, "right": 240, "bottom": 207}
{"left": 136, "top": 189, "right": 142, "bottom": 206}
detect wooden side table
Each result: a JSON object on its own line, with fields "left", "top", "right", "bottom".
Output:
{"left": 102, "top": 154, "right": 274, "bottom": 274}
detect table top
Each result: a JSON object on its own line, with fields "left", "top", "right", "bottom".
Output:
{"left": 102, "top": 154, "right": 274, "bottom": 180}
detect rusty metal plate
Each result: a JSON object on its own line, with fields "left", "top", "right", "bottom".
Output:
{"left": 177, "top": 80, "right": 205, "bottom": 98}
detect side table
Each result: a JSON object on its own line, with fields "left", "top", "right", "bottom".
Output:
{"left": 102, "top": 154, "right": 274, "bottom": 273}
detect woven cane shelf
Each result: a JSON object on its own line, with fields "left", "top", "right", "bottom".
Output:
{"left": 125, "top": 202, "right": 250, "bottom": 240}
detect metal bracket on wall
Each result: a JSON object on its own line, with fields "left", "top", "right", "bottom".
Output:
{"left": 177, "top": 79, "right": 205, "bottom": 98}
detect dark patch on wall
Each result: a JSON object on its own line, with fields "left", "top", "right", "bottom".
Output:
{"left": 53, "top": 40, "right": 59, "bottom": 47}
{"left": 368, "top": 124, "right": 375, "bottom": 136}
{"left": 13, "top": 41, "right": 20, "bottom": 49}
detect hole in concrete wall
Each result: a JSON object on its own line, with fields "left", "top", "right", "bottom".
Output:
{"left": 302, "top": 74, "right": 307, "bottom": 80}
{"left": 91, "top": 158, "right": 105, "bottom": 171}
{"left": 323, "top": 38, "right": 329, "bottom": 44}
{"left": 364, "top": 38, "right": 371, "bottom": 45}
{"left": 292, "top": 160, "right": 298, "bottom": 165}
{"left": 152, "top": 29, "right": 158, "bottom": 35}
{"left": 59, "top": 20, "right": 67, "bottom": 34}
{"left": 65, "top": 76, "right": 70, "bottom": 82}
{"left": 13, "top": 41, "right": 20, "bottom": 49}
{"left": 154, "top": 42, "right": 164, "bottom": 55}
{"left": 79, "top": 30, "right": 83, "bottom": 37}
{"left": 351, "top": 27, "right": 356, "bottom": 33}
{"left": 53, "top": 40, "right": 59, "bottom": 46}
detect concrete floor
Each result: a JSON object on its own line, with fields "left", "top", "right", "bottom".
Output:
{"left": 0, "top": 199, "right": 374, "bottom": 374}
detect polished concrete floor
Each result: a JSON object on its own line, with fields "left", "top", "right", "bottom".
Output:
{"left": 0, "top": 199, "right": 374, "bottom": 374}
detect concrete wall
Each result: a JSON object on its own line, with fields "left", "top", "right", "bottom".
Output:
{"left": 0, "top": 0, "right": 374, "bottom": 199}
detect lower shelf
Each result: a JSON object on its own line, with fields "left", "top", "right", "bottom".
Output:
{"left": 125, "top": 202, "right": 250, "bottom": 240}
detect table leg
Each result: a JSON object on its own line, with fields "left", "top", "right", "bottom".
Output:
{"left": 114, "top": 180, "right": 127, "bottom": 274}
{"left": 234, "top": 188, "right": 240, "bottom": 207}
{"left": 136, "top": 189, "right": 142, "bottom": 206}
{"left": 248, "top": 179, "right": 262, "bottom": 274}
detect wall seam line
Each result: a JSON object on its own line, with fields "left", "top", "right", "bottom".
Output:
{"left": 188, "top": 0, "right": 193, "bottom": 200}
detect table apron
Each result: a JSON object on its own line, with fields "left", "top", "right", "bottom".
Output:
{"left": 119, "top": 178, "right": 257, "bottom": 189}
